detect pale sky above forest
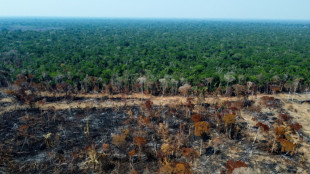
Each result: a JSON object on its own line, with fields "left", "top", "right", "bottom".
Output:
{"left": 0, "top": 0, "right": 310, "bottom": 20}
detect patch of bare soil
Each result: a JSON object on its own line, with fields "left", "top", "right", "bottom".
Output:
{"left": 0, "top": 89, "right": 309, "bottom": 174}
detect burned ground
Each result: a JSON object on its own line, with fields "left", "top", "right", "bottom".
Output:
{"left": 0, "top": 90, "right": 309, "bottom": 174}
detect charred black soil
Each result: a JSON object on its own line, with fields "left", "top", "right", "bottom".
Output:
{"left": 0, "top": 92, "right": 310, "bottom": 174}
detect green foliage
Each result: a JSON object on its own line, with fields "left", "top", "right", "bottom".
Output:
{"left": 1, "top": 18, "right": 310, "bottom": 91}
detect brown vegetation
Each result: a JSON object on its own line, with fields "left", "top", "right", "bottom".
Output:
{"left": 0, "top": 87, "right": 309, "bottom": 173}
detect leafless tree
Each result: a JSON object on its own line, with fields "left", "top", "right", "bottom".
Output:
{"left": 137, "top": 76, "right": 147, "bottom": 95}
{"left": 171, "top": 78, "right": 178, "bottom": 95}
{"left": 224, "top": 72, "right": 236, "bottom": 95}
{"left": 159, "top": 78, "right": 168, "bottom": 96}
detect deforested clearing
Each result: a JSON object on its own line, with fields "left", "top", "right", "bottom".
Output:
{"left": 0, "top": 88, "right": 309, "bottom": 173}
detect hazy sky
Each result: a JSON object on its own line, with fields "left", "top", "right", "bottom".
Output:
{"left": 1, "top": 0, "right": 310, "bottom": 20}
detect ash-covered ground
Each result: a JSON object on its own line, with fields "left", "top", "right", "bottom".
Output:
{"left": 0, "top": 91, "right": 309, "bottom": 174}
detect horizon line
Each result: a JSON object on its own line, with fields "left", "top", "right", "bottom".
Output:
{"left": 1, "top": 16, "right": 310, "bottom": 22}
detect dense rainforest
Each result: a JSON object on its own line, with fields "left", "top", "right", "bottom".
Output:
{"left": 0, "top": 18, "right": 310, "bottom": 95}
{"left": 1, "top": 18, "right": 310, "bottom": 174}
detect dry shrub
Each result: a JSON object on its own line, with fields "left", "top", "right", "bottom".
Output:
{"left": 18, "top": 124, "right": 29, "bottom": 132}
{"left": 133, "top": 136, "right": 147, "bottom": 146}
{"left": 122, "top": 129, "right": 130, "bottom": 136}
{"left": 260, "top": 96, "right": 275, "bottom": 101}
{"left": 112, "top": 129, "right": 129, "bottom": 147}
{"left": 83, "top": 143, "right": 99, "bottom": 167}
{"left": 222, "top": 101, "right": 232, "bottom": 109}
{"left": 274, "top": 126, "right": 286, "bottom": 137}
{"left": 223, "top": 114, "right": 236, "bottom": 126}
{"left": 101, "top": 144, "right": 109, "bottom": 152}
{"left": 112, "top": 134, "right": 126, "bottom": 147}
{"left": 130, "top": 168, "right": 138, "bottom": 174}
{"left": 275, "top": 118, "right": 284, "bottom": 125}
{"left": 259, "top": 96, "right": 280, "bottom": 108}
{"left": 127, "top": 109, "right": 133, "bottom": 117}
{"left": 174, "top": 162, "right": 192, "bottom": 174}
{"left": 158, "top": 123, "right": 169, "bottom": 139}
{"left": 181, "top": 147, "right": 198, "bottom": 160}
{"left": 229, "top": 107, "right": 239, "bottom": 114}
{"left": 145, "top": 100, "right": 153, "bottom": 111}
{"left": 278, "top": 114, "right": 290, "bottom": 122}
{"left": 159, "top": 160, "right": 174, "bottom": 174}
{"left": 143, "top": 117, "right": 151, "bottom": 124}
{"left": 288, "top": 123, "right": 302, "bottom": 132}
{"left": 231, "top": 100, "right": 244, "bottom": 110}
{"left": 169, "top": 107, "right": 177, "bottom": 115}
{"left": 161, "top": 143, "right": 174, "bottom": 156}
{"left": 194, "top": 121, "right": 210, "bottom": 136}
{"left": 18, "top": 125, "right": 30, "bottom": 137}
{"left": 186, "top": 97, "right": 195, "bottom": 109}
{"left": 256, "top": 122, "right": 269, "bottom": 132}
{"left": 128, "top": 149, "right": 136, "bottom": 157}
{"left": 158, "top": 160, "right": 192, "bottom": 174}
{"left": 225, "top": 160, "right": 248, "bottom": 174}
{"left": 277, "top": 138, "right": 296, "bottom": 155}
{"left": 86, "top": 148, "right": 99, "bottom": 165}
{"left": 138, "top": 115, "right": 151, "bottom": 126}
{"left": 6, "top": 89, "right": 14, "bottom": 95}
{"left": 210, "top": 137, "right": 224, "bottom": 148}
{"left": 193, "top": 105, "right": 208, "bottom": 114}
{"left": 191, "top": 114, "right": 202, "bottom": 123}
